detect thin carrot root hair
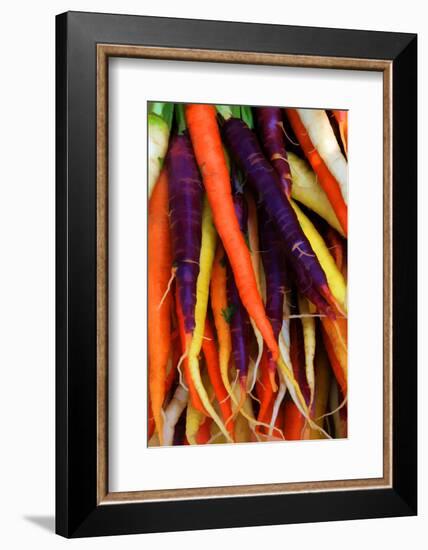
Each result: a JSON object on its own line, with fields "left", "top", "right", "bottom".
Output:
{"left": 157, "top": 268, "right": 176, "bottom": 310}
{"left": 225, "top": 375, "right": 286, "bottom": 439}
{"left": 269, "top": 378, "right": 287, "bottom": 436}
{"left": 176, "top": 350, "right": 189, "bottom": 391}
{"left": 316, "top": 393, "right": 348, "bottom": 422}
{"left": 278, "top": 120, "right": 300, "bottom": 146}
{"left": 277, "top": 347, "right": 332, "bottom": 440}
{"left": 248, "top": 323, "right": 264, "bottom": 392}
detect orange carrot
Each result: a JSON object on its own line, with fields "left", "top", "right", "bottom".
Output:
{"left": 286, "top": 108, "right": 348, "bottom": 235}
{"left": 185, "top": 104, "right": 279, "bottom": 361}
{"left": 283, "top": 399, "right": 305, "bottom": 440}
{"left": 256, "top": 351, "right": 276, "bottom": 427}
{"left": 202, "top": 318, "right": 234, "bottom": 437}
{"left": 324, "top": 226, "right": 345, "bottom": 272}
{"left": 148, "top": 169, "right": 172, "bottom": 444}
{"left": 148, "top": 399, "right": 155, "bottom": 440}
{"left": 164, "top": 329, "right": 180, "bottom": 396}
{"left": 210, "top": 244, "right": 233, "bottom": 392}
{"left": 321, "top": 319, "right": 347, "bottom": 397}
{"left": 175, "top": 293, "right": 207, "bottom": 415}
{"left": 196, "top": 416, "right": 213, "bottom": 444}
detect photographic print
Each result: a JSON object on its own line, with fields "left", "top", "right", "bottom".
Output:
{"left": 148, "top": 103, "right": 348, "bottom": 447}
{"left": 57, "top": 13, "right": 417, "bottom": 536}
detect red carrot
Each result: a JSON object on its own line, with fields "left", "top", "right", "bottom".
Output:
{"left": 196, "top": 416, "right": 213, "bottom": 444}
{"left": 283, "top": 399, "right": 305, "bottom": 440}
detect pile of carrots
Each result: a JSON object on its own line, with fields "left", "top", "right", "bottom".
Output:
{"left": 148, "top": 103, "right": 348, "bottom": 446}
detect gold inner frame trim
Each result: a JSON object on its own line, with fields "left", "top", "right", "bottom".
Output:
{"left": 96, "top": 43, "right": 393, "bottom": 505}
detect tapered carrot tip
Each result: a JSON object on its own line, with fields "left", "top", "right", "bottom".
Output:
{"left": 235, "top": 376, "right": 247, "bottom": 414}
{"left": 184, "top": 332, "right": 192, "bottom": 350}
{"left": 268, "top": 368, "right": 278, "bottom": 393}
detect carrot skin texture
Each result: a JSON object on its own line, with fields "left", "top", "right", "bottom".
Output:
{"left": 148, "top": 400, "right": 155, "bottom": 441}
{"left": 256, "top": 351, "right": 276, "bottom": 427}
{"left": 221, "top": 116, "right": 335, "bottom": 317}
{"left": 283, "top": 399, "right": 305, "bottom": 440}
{"left": 324, "top": 226, "right": 345, "bottom": 272}
{"left": 202, "top": 319, "right": 234, "bottom": 437}
{"left": 255, "top": 107, "right": 292, "bottom": 198}
{"left": 290, "top": 315, "right": 311, "bottom": 406}
{"left": 258, "top": 205, "right": 287, "bottom": 384}
{"left": 210, "top": 244, "right": 233, "bottom": 392}
{"left": 259, "top": 207, "right": 287, "bottom": 342}
{"left": 227, "top": 264, "right": 251, "bottom": 382}
{"left": 227, "top": 187, "right": 251, "bottom": 383}
{"left": 175, "top": 292, "right": 207, "bottom": 414}
{"left": 148, "top": 169, "right": 172, "bottom": 443}
{"left": 196, "top": 416, "right": 213, "bottom": 444}
{"left": 166, "top": 132, "right": 203, "bottom": 333}
{"left": 321, "top": 317, "right": 347, "bottom": 396}
{"left": 285, "top": 108, "right": 348, "bottom": 235}
{"left": 185, "top": 104, "right": 279, "bottom": 361}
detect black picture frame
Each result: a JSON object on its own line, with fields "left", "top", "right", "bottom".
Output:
{"left": 56, "top": 11, "right": 417, "bottom": 538}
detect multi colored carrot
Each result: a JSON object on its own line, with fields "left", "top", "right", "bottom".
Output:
{"left": 221, "top": 114, "right": 338, "bottom": 318}
{"left": 202, "top": 318, "right": 234, "bottom": 437}
{"left": 147, "top": 102, "right": 348, "bottom": 446}
{"left": 148, "top": 169, "right": 172, "bottom": 443}
{"left": 185, "top": 104, "right": 279, "bottom": 361}
{"left": 286, "top": 108, "right": 348, "bottom": 235}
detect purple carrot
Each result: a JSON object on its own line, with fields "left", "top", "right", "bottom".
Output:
{"left": 226, "top": 167, "right": 251, "bottom": 386}
{"left": 259, "top": 207, "right": 287, "bottom": 341}
{"left": 221, "top": 116, "right": 336, "bottom": 318}
{"left": 166, "top": 132, "right": 203, "bottom": 333}
{"left": 255, "top": 107, "right": 292, "bottom": 198}
{"left": 227, "top": 269, "right": 250, "bottom": 384}
{"left": 258, "top": 206, "right": 287, "bottom": 389}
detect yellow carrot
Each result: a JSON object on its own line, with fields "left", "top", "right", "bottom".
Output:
{"left": 291, "top": 200, "right": 347, "bottom": 312}
{"left": 289, "top": 152, "right": 344, "bottom": 236}
{"left": 186, "top": 401, "right": 205, "bottom": 445}
{"left": 298, "top": 295, "right": 316, "bottom": 407}
{"left": 187, "top": 197, "right": 232, "bottom": 442}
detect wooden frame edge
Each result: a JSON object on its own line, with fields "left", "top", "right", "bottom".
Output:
{"left": 96, "top": 43, "right": 393, "bottom": 505}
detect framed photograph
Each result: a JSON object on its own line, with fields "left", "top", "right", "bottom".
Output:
{"left": 56, "top": 11, "right": 417, "bottom": 538}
